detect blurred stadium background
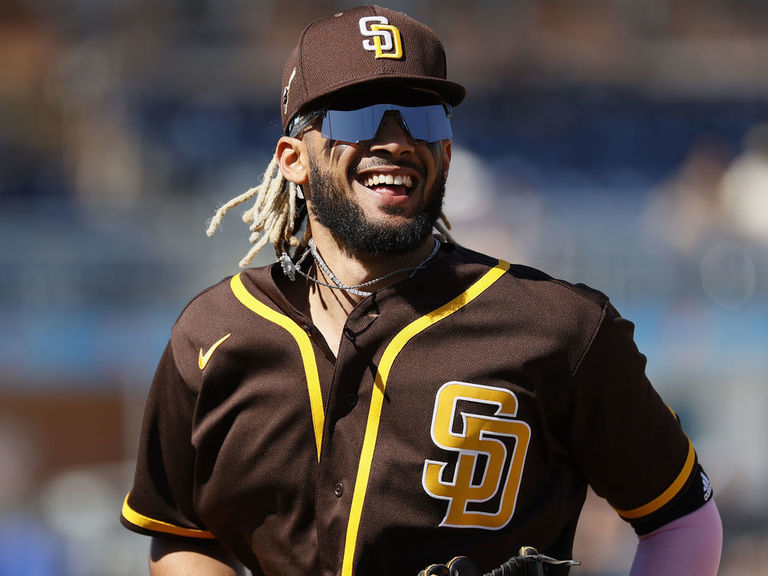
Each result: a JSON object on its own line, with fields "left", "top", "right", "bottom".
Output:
{"left": 1, "top": 0, "right": 767, "bottom": 574}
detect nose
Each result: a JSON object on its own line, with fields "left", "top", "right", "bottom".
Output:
{"left": 368, "top": 114, "right": 416, "bottom": 156}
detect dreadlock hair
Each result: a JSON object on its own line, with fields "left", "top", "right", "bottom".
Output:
{"left": 205, "top": 114, "right": 456, "bottom": 269}
{"left": 205, "top": 148, "right": 309, "bottom": 268}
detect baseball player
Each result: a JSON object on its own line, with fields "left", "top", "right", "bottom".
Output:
{"left": 121, "top": 6, "right": 722, "bottom": 576}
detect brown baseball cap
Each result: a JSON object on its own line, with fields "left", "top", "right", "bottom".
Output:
{"left": 280, "top": 5, "right": 466, "bottom": 134}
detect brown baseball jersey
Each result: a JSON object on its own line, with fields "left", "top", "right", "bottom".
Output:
{"left": 121, "top": 243, "right": 711, "bottom": 576}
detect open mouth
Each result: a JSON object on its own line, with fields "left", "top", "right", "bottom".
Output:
{"left": 359, "top": 172, "right": 415, "bottom": 196}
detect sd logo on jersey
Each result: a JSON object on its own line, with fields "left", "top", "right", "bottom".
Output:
{"left": 422, "top": 382, "right": 531, "bottom": 530}
{"left": 359, "top": 16, "right": 403, "bottom": 59}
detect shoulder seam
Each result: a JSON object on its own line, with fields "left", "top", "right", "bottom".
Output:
{"left": 175, "top": 275, "right": 235, "bottom": 322}
{"left": 570, "top": 298, "right": 610, "bottom": 380}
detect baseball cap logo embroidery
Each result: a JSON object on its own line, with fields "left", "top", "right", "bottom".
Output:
{"left": 359, "top": 16, "right": 403, "bottom": 59}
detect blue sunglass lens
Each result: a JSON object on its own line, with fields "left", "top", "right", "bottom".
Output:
{"left": 321, "top": 104, "right": 451, "bottom": 144}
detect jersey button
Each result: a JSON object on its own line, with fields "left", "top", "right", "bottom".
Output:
{"left": 333, "top": 482, "right": 344, "bottom": 497}
{"left": 344, "top": 393, "right": 358, "bottom": 407}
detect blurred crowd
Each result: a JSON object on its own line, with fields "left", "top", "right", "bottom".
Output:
{"left": 1, "top": 0, "right": 767, "bottom": 574}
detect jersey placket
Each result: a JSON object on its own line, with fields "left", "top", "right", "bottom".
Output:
{"left": 314, "top": 295, "right": 388, "bottom": 576}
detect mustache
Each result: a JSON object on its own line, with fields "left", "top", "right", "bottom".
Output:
{"left": 351, "top": 157, "right": 423, "bottom": 177}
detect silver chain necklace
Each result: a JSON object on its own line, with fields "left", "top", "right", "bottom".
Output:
{"left": 279, "top": 238, "right": 441, "bottom": 297}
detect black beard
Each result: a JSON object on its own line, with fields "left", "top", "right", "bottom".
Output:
{"left": 306, "top": 155, "right": 446, "bottom": 257}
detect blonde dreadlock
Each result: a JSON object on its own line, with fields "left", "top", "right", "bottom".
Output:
{"left": 206, "top": 147, "right": 456, "bottom": 269}
{"left": 205, "top": 148, "right": 307, "bottom": 268}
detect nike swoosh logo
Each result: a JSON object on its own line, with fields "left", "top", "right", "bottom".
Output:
{"left": 198, "top": 333, "right": 231, "bottom": 370}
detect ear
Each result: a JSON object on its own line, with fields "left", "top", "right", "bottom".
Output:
{"left": 441, "top": 139, "right": 452, "bottom": 179}
{"left": 277, "top": 136, "right": 309, "bottom": 186}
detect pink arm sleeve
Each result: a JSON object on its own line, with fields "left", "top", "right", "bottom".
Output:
{"left": 629, "top": 499, "right": 722, "bottom": 576}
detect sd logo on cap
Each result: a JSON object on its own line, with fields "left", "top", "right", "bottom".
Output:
{"left": 359, "top": 16, "right": 403, "bottom": 59}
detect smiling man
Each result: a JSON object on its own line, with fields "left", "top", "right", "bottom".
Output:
{"left": 121, "top": 6, "right": 722, "bottom": 576}
{"left": 296, "top": 90, "right": 451, "bottom": 257}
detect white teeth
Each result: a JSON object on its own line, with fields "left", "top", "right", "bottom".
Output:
{"left": 362, "top": 174, "right": 413, "bottom": 188}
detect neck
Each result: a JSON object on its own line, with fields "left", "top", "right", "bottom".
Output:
{"left": 282, "top": 230, "right": 439, "bottom": 357}
{"left": 310, "top": 228, "right": 438, "bottom": 300}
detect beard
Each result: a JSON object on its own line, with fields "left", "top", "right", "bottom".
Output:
{"left": 306, "top": 152, "right": 446, "bottom": 257}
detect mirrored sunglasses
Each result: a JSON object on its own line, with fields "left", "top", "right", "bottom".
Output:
{"left": 319, "top": 103, "right": 452, "bottom": 144}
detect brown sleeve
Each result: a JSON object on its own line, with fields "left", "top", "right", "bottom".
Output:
{"left": 566, "top": 304, "right": 707, "bottom": 533}
{"left": 121, "top": 342, "right": 215, "bottom": 540}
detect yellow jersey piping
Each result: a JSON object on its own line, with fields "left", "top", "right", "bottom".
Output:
{"left": 230, "top": 273, "right": 325, "bottom": 461}
{"left": 615, "top": 435, "right": 696, "bottom": 520}
{"left": 121, "top": 494, "right": 216, "bottom": 539}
